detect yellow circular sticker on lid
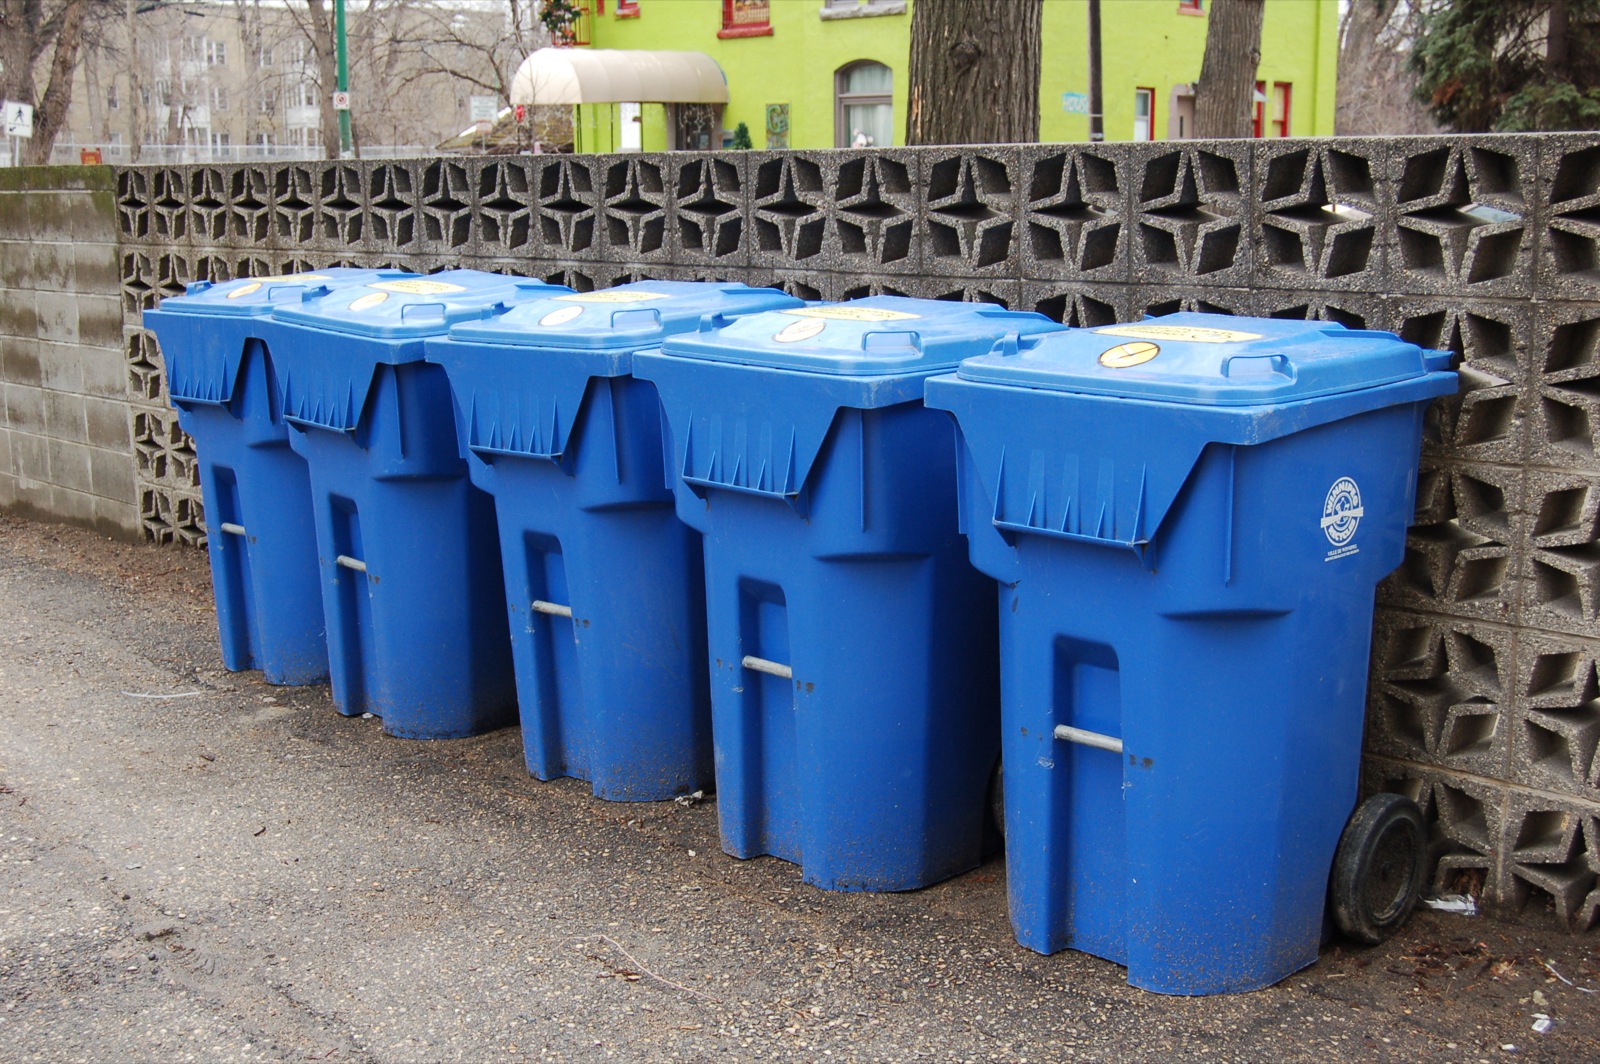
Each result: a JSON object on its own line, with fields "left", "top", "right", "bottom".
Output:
{"left": 782, "top": 306, "right": 920, "bottom": 322}
{"left": 348, "top": 291, "right": 390, "bottom": 312}
{"left": 774, "top": 317, "right": 827, "bottom": 343}
{"left": 1098, "top": 341, "right": 1161, "bottom": 368}
{"left": 1094, "top": 325, "right": 1263, "bottom": 344}
{"left": 224, "top": 274, "right": 334, "bottom": 299}
{"left": 555, "top": 291, "right": 672, "bottom": 303}
{"left": 226, "top": 282, "right": 263, "bottom": 299}
{"left": 369, "top": 279, "right": 468, "bottom": 296}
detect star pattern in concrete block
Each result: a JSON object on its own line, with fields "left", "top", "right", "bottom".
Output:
{"left": 1026, "top": 151, "right": 1121, "bottom": 272}
{"left": 1261, "top": 147, "right": 1377, "bottom": 279}
{"left": 753, "top": 157, "right": 825, "bottom": 261}
{"left": 421, "top": 160, "right": 471, "bottom": 248}
{"left": 835, "top": 156, "right": 913, "bottom": 265}
{"left": 1508, "top": 807, "right": 1600, "bottom": 927}
{"left": 537, "top": 161, "right": 597, "bottom": 254}
{"left": 228, "top": 168, "right": 271, "bottom": 243}
{"left": 1135, "top": 149, "right": 1241, "bottom": 276}
{"left": 368, "top": 165, "right": 416, "bottom": 248}
{"left": 1547, "top": 144, "right": 1600, "bottom": 285}
{"left": 476, "top": 161, "right": 531, "bottom": 251}
{"left": 273, "top": 167, "right": 316, "bottom": 244}
{"left": 603, "top": 159, "right": 667, "bottom": 255}
{"left": 675, "top": 159, "right": 742, "bottom": 259}
{"left": 1396, "top": 145, "right": 1526, "bottom": 286}
{"left": 1376, "top": 625, "right": 1504, "bottom": 761}
{"left": 926, "top": 155, "right": 1013, "bottom": 269}
{"left": 319, "top": 165, "right": 364, "bottom": 245}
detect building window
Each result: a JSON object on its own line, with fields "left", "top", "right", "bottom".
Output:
{"left": 616, "top": 0, "right": 639, "bottom": 15}
{"left": 720, "top": 0, "right": 772, "bottom": 37}
{"left": 1271, "top": 81, "right": 1291, "bottom": 137}
{"left": 259, "top": 93, "right": 275, "bottom": 115}
{"left": 1133, "top": 86, "right": 1154, "bottom": 141}
{"left": 211, "top": 85, "right": 229, "bottom": 111}
{"left": 1178, "top": 0, "right": 1203, "bottom": 13}
{"left": 258, "top": 45, "right": 275, "bottom": 68}
{"left": 1252, "top": 80, "right": 1265, "bottom": 137}
{"left": 671, "top": 103, "right": 723, "bottom": 150}
{"left": 207, "top": 39, "right": 227, "bottom": 66}
{"left": 835, "top": 60, "right": 892, "bottom": 148}
{"left": 107, "top": 83, "right": 120, "bottom": 111}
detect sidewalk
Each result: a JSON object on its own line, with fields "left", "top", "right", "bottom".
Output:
{"left": 0, "top": 513, "right": 1596, "bottom": 1063}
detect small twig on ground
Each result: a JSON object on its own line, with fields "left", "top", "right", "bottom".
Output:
{"left": 594, "top": 934, "right": 722, "bottom": 1006}
{"left": 121, "top": 690, "right": 204, "bottom": 700}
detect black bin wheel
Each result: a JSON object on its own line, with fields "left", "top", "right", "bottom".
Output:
{"left": 982, "top": 756, "right": 1006, "bottom": 858}
{"left": 1329, "top": 792, "right": 1427, "bottom": 946}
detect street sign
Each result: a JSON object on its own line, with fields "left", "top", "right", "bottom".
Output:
{"left": 469, "top": 96, "right": 498, "bottom": 123}
{"left": 4, "top": 100, "right": 34, "bottom": 138}
{"left": 1061, "top": 92, "right": 1089, "bottom": 115}
{"left": 332, "top": 91, "right": 351, "bottom": 111}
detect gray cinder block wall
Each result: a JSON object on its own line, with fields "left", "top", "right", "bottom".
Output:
{"left": 3, "top": 134, "right": 1599, "bottom": 928}
{"left": 0, "top": 166, "right": 138, "bottom": 538}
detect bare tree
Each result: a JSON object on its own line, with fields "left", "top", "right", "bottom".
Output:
{"left": 906, "top": 0, "right": 1041, "bottom": 145}
{"left": 1336, "top": 0, "right": 1437, "bottom": 135}
{"left": 1193, "top": 0, "right": 1265, "bottom": 139}
{"left": 1, "top": 0, "right": 104, "bottom": 164}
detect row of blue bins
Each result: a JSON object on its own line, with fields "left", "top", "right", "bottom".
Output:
{"left": 146, "top": 270, "right": 1456, "bottom": 996}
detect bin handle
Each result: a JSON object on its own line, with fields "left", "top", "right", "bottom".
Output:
{"left": 1054, "top": 724, "right": 1123, "bottom": 754}
{"left": 610, "top": 308, "right": 663, "bottom": 331}
{"left": 268, "top": 283, "right": 319, "bottom": 302}
{"left": 860, "top": 329, "right": 922, "bottom": 352}
{"left": 400, "top": 302, "right": 448, "bottom": 321}
{"left": 185, "top": 280, "right": 214, "bottom": 296}
{"left": 1221, "top": 353, "right": 1293, "bottom": 379}
{"left": 742, "top": 655, "right": 792, "bottom": 680}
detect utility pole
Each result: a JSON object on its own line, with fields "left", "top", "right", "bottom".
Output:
{"left": 1087, "top": 0, "right": 1103, "bottom": 142}
{"left": 335, "top": 0, "right": 352, "bottom": 157}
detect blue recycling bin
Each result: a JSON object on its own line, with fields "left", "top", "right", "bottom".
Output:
{"left": 424, "top": 281, "right": 803, "bottom": 799}
{"left": 266, "top": 270, "right": 573, "bottom": 739}
{"left": 924, "top": 314, "right": 1457, "bottom": 994}
{"left": 634, "top": 298, "right": 1066, "bottom": 891}
{"left": 144, "top": 269, "right": 405, "bottom": 685}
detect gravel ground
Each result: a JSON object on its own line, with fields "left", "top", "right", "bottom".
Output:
{"left": 1, "top": 513, "right": 1597, "bottom": 1063}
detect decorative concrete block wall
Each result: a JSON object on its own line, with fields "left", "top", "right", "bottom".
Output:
{"left": 0, "top": 167, "right": 139, "bottom": 538}
{"left": 5, "top": 134, "right": 1599, "bottom": 927}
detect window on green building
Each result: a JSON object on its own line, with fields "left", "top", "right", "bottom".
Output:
{"left": 721, "top": 0, "right": 773, "bottom": 37}
{"left": 1134, "top": 87, "right": 1154, "bottom": 141}
{"left": 836, "top": 61, "right": 892, "bottom": 148}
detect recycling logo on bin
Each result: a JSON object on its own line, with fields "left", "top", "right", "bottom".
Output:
{"left": 1321, "top": 476, "right": 1364, "bottom": 560}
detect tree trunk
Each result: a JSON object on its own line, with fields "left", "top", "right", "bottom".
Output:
{"left": 21, "top": 0, "right": 88, "bottom": 164}
{"left": 1193, "top": 0, "right": 1264, "bottom": 139}
{"left": 906, "top": 0, "right": 1041, "bottom": 146}
{"left": 305, "top": 0, "right": 341, "bottom": 160}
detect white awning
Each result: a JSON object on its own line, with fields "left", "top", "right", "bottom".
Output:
{"left": 510, "top": 48, "right": 729, "bottom": 106}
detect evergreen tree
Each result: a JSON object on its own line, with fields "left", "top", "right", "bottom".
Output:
{"left": 1411, "top": 0, "right": 1600, "bottom": 131}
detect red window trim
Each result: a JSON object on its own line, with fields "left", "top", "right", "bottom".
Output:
{"left": 719, "top": 0, "right": 772, "bottom": 37}
{"left": 615, "top": 0, "right": 639, "bottom": 16}
{"left": 1177, "top": 0, "right": 1204, "bottom": 14}
{"left": 1252, "top": 79, "right": 1265, "bottom": 138}
{"left": 1271, "top": 81, "right": 1291, "bottom": 137}
{"left": 1134, "top": 85, "right": 1155, "bottom": 141}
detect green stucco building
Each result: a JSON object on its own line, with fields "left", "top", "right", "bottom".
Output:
{"left": 565, "top": 0, "right": 1338, "bottom": 151}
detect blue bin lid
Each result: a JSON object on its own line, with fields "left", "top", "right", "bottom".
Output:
{"left": 657, "top": 296, "right": 1064, "bottom": 377}
{"left": 955, "top": 313, "right": 1442, "bottom": 406}
{"left": 154, "top": 268, "right": 403, "bottom": 318}
{"left": 271, "top": 270, "right": 569, "bottom": 338}
{"left": 443, "top": 281, "right": 804, "bottom": 349}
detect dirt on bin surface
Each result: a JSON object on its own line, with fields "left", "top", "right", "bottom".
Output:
{"left": 0, "top": 513, "right": 1597, "bottom": 1064}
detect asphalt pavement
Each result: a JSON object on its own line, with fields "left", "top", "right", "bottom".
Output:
{"left": 1, "top": 514, "right": 1597, "bottom": 1063}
